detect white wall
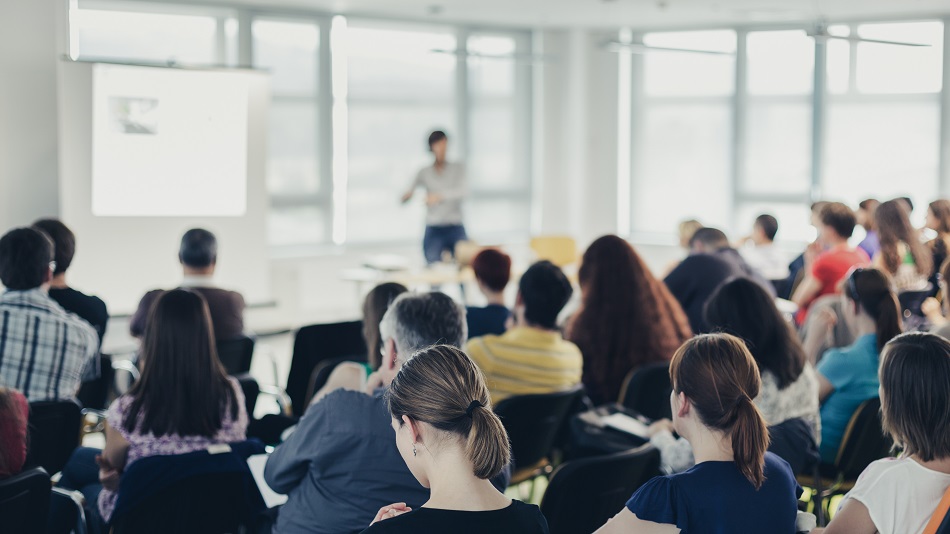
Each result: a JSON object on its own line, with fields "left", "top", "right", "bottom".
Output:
{"left": 0, "top": 0, "right": 67, "bottom": 231}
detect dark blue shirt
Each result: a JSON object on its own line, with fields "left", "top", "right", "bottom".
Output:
{"left": 626, "top": 452, "right": 801, "bottom": 534}
{"left": 264, "top": 389, "right": 429, "bottom": 534}
{"left": 466, "top": 304, "right": 510, "bottom": 339}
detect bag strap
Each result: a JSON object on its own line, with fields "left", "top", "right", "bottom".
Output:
{"left": 923, "top": 484, "right": 950, "bottom": 534}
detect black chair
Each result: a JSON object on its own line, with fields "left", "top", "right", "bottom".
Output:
{"left": 0, "top": 467, "right": 51, "bottom": 534}
{"left": 494, "top": 386, "right": 586, "bottom": 484}
{"left": 234, "top": 373, "right": 260, "bottom": 418}
{"left": 618, "top": 362, "right": 672, "bottom": 421}
{"left": 25, "top": 400, "right": 82, "bottom": 476}
{"left": 217, "top": 335, "right": 256, "bottom": 375}
{"left": 286, "top": 321, "right": 366, "bottom": 417}
{"left": 110, "top": 441, "right": 266, "bottom": 534}
{"left": 768, "top": 417, "right": 820, "bottom": 477}
{"left": 540, "top": 444, "right": 660, "bottom": 534}
{"left": 797, "top": 398, "right": 891, "bottom": 525}
{"left": 47, "top": 487, "right": 86, "bottom": 534}
{"left": 77, "top": 353, "right": 115, "bottom": 410}
{"left": 899, "top": 285, "right": 935, "bottom": 331}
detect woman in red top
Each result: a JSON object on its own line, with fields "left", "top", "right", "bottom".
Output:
{"left": 0, "top": 387, "right": 29, "bottom": 479}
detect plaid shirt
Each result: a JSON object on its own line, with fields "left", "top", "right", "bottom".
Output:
{"left": 0, "top": 289, "right": 99, "bottom": 401}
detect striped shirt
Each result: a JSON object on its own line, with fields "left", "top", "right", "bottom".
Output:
{"left": 0, "top": 289, "right": 99, "bottom": 402}
{"left": 465, "top": 327, "right": 583, "bottom": 405}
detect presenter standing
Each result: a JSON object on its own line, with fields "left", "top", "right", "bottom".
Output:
{"left": 401, "top": 130, "right": 468, "bottom": 264}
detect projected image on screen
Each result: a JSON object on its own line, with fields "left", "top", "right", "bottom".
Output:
{"left": 92, "top": 64, "right": 248, "bottom": 217}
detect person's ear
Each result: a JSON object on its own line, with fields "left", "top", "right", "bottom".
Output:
{"left": 403, "top": 415, "right": 421, "bottom": 444}
{"left": 676, "top": 392, "right": 690, "bottom": 419}
{"left": 385, "top": 338, "right": 398, "bottom": 370}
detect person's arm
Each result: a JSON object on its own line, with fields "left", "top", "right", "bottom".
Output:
{"left": 594, "top": 509, "right": 680, "bottom": 534}
{"left": 801, "top": 306, "right": 838, "bottom": 365}
{"left": 401, "top": 171, "right": 423, "bottom": 203}
{"left": 816, "top": 498, "right": 877, "bottom": 534}
{"left": 101, "top": 420, "right": 131, "bottom": 472}
{"left": 264, "top": 397, "right": 328, "bottom": 493}
{"left": 791, "top": 275, "right": 822, "bottom": 309}
{"left": 647, "top": 421, "right": 694, "bottom": 474}
{"left": 816, "top": 372, "right": 836, "bottom": 404}
{"left": 922, "top": 297, "right": 947, "bottom": 326}
{"left": 309, "top": 363, "right": 367, "bottom": 407}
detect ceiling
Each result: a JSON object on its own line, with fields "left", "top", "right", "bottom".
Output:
{"left": 192, "top": 0, "right": 950, "bottom": 29}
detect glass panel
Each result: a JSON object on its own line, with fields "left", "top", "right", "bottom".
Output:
{"left": 466, "top": 198, "right": 530, "bottom": 236}
{"left": 469, "top": 103, "right": 519, "bottom": 191}
{"left": 267, "top": 100, "right": 320, "bottom": 196}
{"left": 252, "top": 19, "right": 319, "bottom": 95}
{"left": 632, "top": 104, "right": 732, "bottom": 234}
{"left": 742, "top": 101, "right": 811, "bottom": 195}
{"left": 468, "top": 35, "right": 516, "bottom": 97}
{"left": 268, "top": 206, "right": 328, "bottom": 246}
{"left": 747, "top": 30, "right": 814, "bottom": 95}
{"left": 642, "top": 30, "right": 736, "bottom": 97}
{"left": 346, "top": 25, "right": 456, "bottom": 101}
{"left": 826, "top": 25, "right": 851, "bottom": 94}
{"left": 856, "top": 21, "right": 943, "bottom": 94}
{"left": 823, "top": 101, "right": 939, "bottom": 218}
{"left": 74, "top": 9, "right": 219, "bottom": 65}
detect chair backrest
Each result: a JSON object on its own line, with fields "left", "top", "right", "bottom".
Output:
{"left": 77, "top": 353, "right": 115, "bottom": 410}
{"left": 110, "top": 441, "right": 266, "bottom": 534}
{"left": 25, "top": 400, "right": 82, "bottom": 475}
{"left": 287, "top": 321, "right": 367, "bottom": 417}
{"left": 0, "top": 467, "right": 51, "bottom": 534}
{"left": 619, "top": 362, "right": 673, "bottom": 421}
{"left": 494, "top": 386, "right": 585, "bottom": 471}
{"left": 835, "top": 398, "right": 892, "bottom": 479}
{"left": 898, "top": 285, "right": 934, "bottom": 317}
{"left": 530, "top": 236, "right": 578, "bottom": 268}
{"left": 767, "top": 417, "right": 820, "bottom": 476}
{"left": 540, "top": 445, "right": 661, "bottom": 534}
{"left": 216, "top": 335, "right": 256, "bottom": 375}
{"left": 233, "top": 373, "right": 260, "bottom": 418}
{"left": 305, "top": 356, "right": 357, "bottom": 402}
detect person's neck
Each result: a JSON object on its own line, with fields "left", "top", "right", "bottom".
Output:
{"left": 914, "top": 455, "right": 950, "bottom": 475}
{"left": 49, "top": 274, "right": 68, "bottom": 289}
{"left": 519, "top": 318, "right": 557, "bottom": 333}
{"left": 853, "top": 314, "right": 877, "bottom": 338}
{"left": 482, "top": 290, "right": 505, "bottom": 307}
{"left": 754, "top": 240, "right": 773, "bottom": 248}
{"left": 683, "top": 425, "right": 734, "bottom": 465}
{"left": 423, "top": 449, "right": 508, "bottom": 511}
{"left": 182, "top": 267, "right": 214, "bottom": 277}
{"left": 825, "top": 237, "right": 849, "bottom": 250}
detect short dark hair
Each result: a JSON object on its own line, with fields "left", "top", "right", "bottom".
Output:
{"left": 898, "top": 196, "right": 914, "bottom": 213}
{"left": 689, "top": 227, "right": 729, "bottom": 250}
{"left": 820, "top": 202, "right": 857, "bottom": 239}
{"left": 32, "top": 219, "right": 75, "bottom": 275}
{"left": 471, "top": 249, "right": 511, "bottom": 293}
{"left": 880, "top": 332, "right": 950, "bottom": 462}
{"left": 428, "top": 130, "right": 447, "bottom": 150}
{"left": 518, "top": 261, "right": 572, "bottom": 329}
{"left": 0, "top": 228, "right": 54, "bottom": 290}
{"left": 179, "top": 229, "right": 217, "bottom": 268}
{"left": 754, "top": 214, "right": 778, "bottom": 242}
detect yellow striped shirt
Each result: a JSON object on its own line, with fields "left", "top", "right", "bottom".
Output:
{"left": 465, "top": 326, "right": 583, "bottom": 405}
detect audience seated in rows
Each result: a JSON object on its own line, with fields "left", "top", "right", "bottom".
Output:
{"left": 595, "top": 334, "right": 803, "bottom": 533}
{"left": 872, "top": 199, "right": 931, "bottom": 291}
{"left": 737, "top": 214, "right": 790, "bottom": 280}
{"left": 779, "top": 201, "right": 828, "bottom": 301}
{"left": 816, "top": 332, "right": 950, "bottom": 534}
{"left": 466, "top": 261, "right": 581, "bottom": 406}
{"left": 664, "top": 227, "right": 775, "bottom": 333}
{"left": 0, "top": 387, "right": 28, "bottom": 480}
{"left": 804, "top": 268, "right": 901, "bottom": 464}
{"left": 33, "top": 218, "right": 109, "bottom": 346}
{"left": 661, "top": 219, "right": 704, "bottom": 276}
{"left": 926, "top": 199, "right": 950, "bottom": 290}
{"left": 466, "top": 248, "right": 512, "bottom": 339}
{"left": 564, "top": 235, "right": 691, "bottom": 406}
{"left": 855, "top": 199, "right": 880, "bottom": 260}
{"left": 0, "top": 227, "right": 99, "bottom": 402}
{"left": 57, "top": 289, "right": 248, "bottom": 533}
{"left": 130, "top": 228, "right": 245, "bottom": 341}
{"left": 792, "top": 202, "right": 870, "bottom": 325}
{"left": 361, "top": 345, "right": 547, "bottom": 534}
{"left": 264, "top": 292, "right": 467, "bottom": 534}
{"left": 646, "top": 278, "right": 820, "bottom": 473}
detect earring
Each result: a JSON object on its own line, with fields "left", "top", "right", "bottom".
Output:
{"left": 412, "top": 445, "right": 417, "bottom": 457}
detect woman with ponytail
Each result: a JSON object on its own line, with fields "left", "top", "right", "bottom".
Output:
{"left": 810, "top": 267, "right": 902, "bottom": 463}
{"left": 596, "top": 334, "right": 802, "bottom": 534}
{"left": 362, "top": 345, "right": 548, "bottom": 534}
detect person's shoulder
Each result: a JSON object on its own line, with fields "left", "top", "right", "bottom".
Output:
{"left": 856, "top": 457, "right": 918, "bottom": 483}
{"left": 360, "top": 509, "right": 425, "bottom": 533}
{"left": 763, "top": 451, "right": 796, "bottom": 479}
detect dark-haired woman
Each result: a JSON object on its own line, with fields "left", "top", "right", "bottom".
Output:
{"left": 596, "top": 334, "right": 802, "bottom": 533}
{"left": 362, "top": 345, "right": 548, "bottom": 534}
{"left": 817, "top": 333, "right": 950, "bottom": 534}
{"left": 647, "top": 279, "right": 821, "bottom": 473}
{"left": 872, "top": 199, "right": 931, "bottom": 291}
{"left": 805, "top": 268, "right": 902, "bottom": 463}
{"left": 566, "top": 235, "right": 692, "bottom": 405}
{"left": 57, "top": 289, "right": 247, "bottom": 531}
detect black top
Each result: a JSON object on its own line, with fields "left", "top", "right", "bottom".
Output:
{"left": 48, "top": 287, "right": 109, "bottom": 347}
{"left": 360, "top": 500, "right": 549, "bottom": 534}
{"left": 466, "top": 304, "right": 511, "bottom": 339}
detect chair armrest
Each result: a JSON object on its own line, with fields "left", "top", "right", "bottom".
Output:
{"left": 259, "top": 385, "right": 293, "bottom": 417}
{"left": 81, "top": 408, "right": 108, "bottom": 435}
{"left": 111, "top": 359, "right": 140, "bottom": 381}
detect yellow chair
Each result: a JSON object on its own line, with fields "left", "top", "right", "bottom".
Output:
{"left": 530, "top": 236, "right": 578, "bottom": 267}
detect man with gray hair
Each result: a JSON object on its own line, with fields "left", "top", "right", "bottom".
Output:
{"left": 264, "top": 292, "right": 467, "bottom": 534}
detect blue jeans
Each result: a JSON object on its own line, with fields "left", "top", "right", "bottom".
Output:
{"left": 423, "top": 224, "right": 468, "bottom": 264}
{"left": 56, "top": 447, "right": 108, "bottom": 534}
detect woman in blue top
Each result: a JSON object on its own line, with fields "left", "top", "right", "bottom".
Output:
{"left": 596, "top": 333, "right": 802, "bottom": 534}
{"left": 806, "top": 267, "right": 902, "bottom": 463}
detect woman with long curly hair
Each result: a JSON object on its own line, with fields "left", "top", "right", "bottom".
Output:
{"left": 565, "top": 235, "right": 692, "bottom": 405}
